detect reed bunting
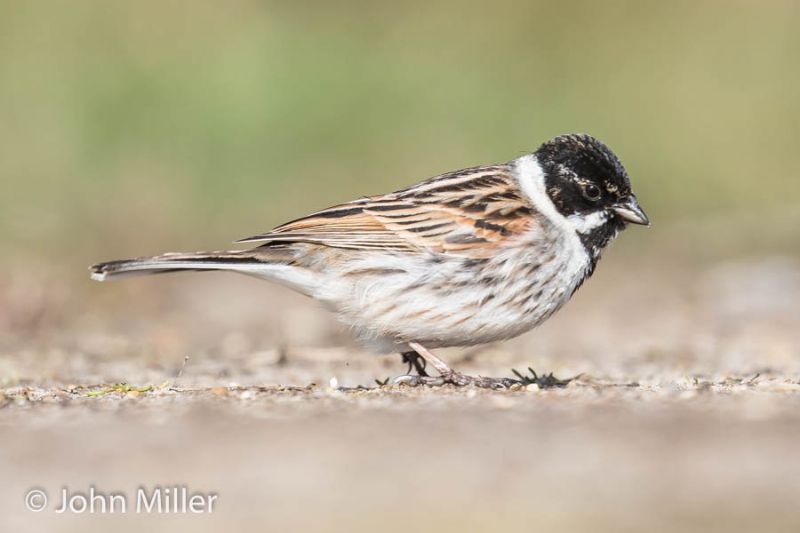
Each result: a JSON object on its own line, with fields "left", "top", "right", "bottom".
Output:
{"left": 92, "top": 134, "right": 649, "bottom": 388}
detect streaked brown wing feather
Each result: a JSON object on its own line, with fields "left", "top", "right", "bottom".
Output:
{"left": 238, "top": 164, "right": 535, "bottom": 257}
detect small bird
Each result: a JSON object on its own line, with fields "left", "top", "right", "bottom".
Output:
{"left": 91, "top": 134, "right": 649, "bottom": 387}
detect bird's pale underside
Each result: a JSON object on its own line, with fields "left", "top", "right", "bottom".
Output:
{"left": 91, "top": 134, "right": 649, "bottom": 387}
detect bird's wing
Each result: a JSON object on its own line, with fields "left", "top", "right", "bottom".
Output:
{"left": 238, "top": 165, "right": 536, "bottom": 258}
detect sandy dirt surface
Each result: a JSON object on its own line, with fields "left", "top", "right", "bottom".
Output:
{"left": 2, "top": 253, "right": 800, "bottom": 532}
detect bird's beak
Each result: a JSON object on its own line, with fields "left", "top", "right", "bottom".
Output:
{"left": 611, "top": 195, "right": 650, "bottom": 226}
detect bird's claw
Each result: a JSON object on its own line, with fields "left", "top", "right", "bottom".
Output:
{"left": 392, "top": 374, "right": 445, "bottom": 386}
{"left": 394, "top": 370, "right": 518, "bottom": 389}
{"left": 391, "top": 367, "right": 573, "bottom": 390}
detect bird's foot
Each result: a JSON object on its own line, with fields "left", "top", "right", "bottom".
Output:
{"left": 393, "top": 374, "right": 445, "bottom": 387}
{"left": 463, "top": 374, "right": 522, "bottom": 389}
{"left": 393, "top": 370, "right": 519, "bottom": 390}
{"left": 393, "top": 367, "right": 574, "bottom": 389}
{"left": 391, "top": 343, "right": 570, "bottom": 390}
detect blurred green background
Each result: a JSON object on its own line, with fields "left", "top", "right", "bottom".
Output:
{"left": 1, "top": 0, "right": 799, "bottom": 267}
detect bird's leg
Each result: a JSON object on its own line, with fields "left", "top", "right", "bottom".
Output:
{"left": 407, "top": 342, "right": 452, "bottom": 374}
{"left": 400, "top": 351, "right": 429, "bottom": 376}
{"left": 393, "top": 342, "right": 520, "bottom": 389}
{"left": 393, "top": 343, "right": 453, "bottom": 386}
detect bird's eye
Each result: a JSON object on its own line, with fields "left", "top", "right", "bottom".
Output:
{"left": 583, "top": 184, "right": 602, "bottom": 202}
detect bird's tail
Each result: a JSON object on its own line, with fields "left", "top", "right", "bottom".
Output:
{"left": 90, "top": 250, "right": 283, "bottom": 281}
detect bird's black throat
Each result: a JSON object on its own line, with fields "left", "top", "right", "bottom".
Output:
{"left": 578, "top": 216, "right": 626, "bottom": 270}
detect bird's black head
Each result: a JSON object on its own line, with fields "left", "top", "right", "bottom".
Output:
{"left": 535, "top": 133, "right": 649, "bottom": 258}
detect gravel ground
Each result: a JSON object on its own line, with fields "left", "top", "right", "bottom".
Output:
{"left": 1, "top": 254, "right": 800, "bottom": 532}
